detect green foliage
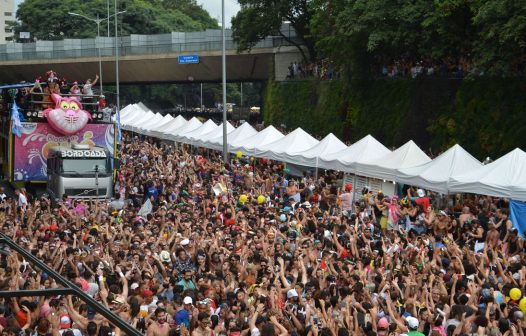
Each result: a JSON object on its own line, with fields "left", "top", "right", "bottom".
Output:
{"left": 309, "top": 0, "right": 524, "bottom": 76}
{"left": 264, "top": 80, "right": 348, "bottom": 139}
{"left": 470, "top": 0, "right": 526, "bottom": 76}
{"left": 232, "top": 0, "right": 316, "bottom": 62}
{"left": 13, "top": 0, "right": 217, "bottom": 41}
{"left": 427, "top": 78, "right": 526, "bottom": 158}
{"left": 264, "top": 79, "right": 526, "bottom": 160}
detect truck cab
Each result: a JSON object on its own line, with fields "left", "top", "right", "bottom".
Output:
{"left": 46, "top": 144, "right": 113, "bottom": 201}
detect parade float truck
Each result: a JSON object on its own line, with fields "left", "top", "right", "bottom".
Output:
{"left": 0, "top": 82, "right": 116, "bottom": 201}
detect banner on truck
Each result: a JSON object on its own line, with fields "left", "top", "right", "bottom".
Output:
{"left": 13, "top": 122, "right": 114, "bottom": 181}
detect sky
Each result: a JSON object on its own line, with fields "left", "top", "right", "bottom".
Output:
{"left": 197, "top": 0, "right": 240, "bottom": 28}
{"left": 14, "top": 0, "right": 241, "bottom": 28}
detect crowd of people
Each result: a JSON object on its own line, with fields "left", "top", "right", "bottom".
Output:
{"left": 286, "top": 60, "right": 339, "bottom": 80}
{"left": 10, "top": 70, "right": 105, "bottom": 113}
{"left": 0, "top": 131, "right": 524, "bottom": 336}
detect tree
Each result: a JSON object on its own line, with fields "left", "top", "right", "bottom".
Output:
{"left": 470, "top": 0, "right": 526, "bottom": 76}
{"left": 13, "top": 0, "right": 218, "bottom": 41}
{"left": 231, "top": 0, "right": 316, "bottom": 63}
{"left": 311, "top": 0, "right": 478, "bottom": 78}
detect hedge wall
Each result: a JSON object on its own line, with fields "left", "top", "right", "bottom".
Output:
{"left": 263, "top": 78, "right": 526, "bottom": 160}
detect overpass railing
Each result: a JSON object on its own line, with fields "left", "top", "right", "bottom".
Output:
{"left": 0, "top": 35, "right": 301, "bottom": 61}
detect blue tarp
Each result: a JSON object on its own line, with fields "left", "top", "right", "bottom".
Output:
{"left": 510, "top": 200, "right": 526, "bottom": 236}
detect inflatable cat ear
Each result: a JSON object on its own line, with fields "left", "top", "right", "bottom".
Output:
{"left": 43, "top": 93, "right": 91, "bottom": 135}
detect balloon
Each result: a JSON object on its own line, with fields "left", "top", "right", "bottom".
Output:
{"left": 280, "top": 214, "right": 287, "bottom": 222}
{"left": 257, "top": 195, "right": 265, "bottom": 204}
{"left": 520, "top": 297, "right": 526, "bottom": 312}
{"left": 236, "top": 151, "right": 243, "bottom": 158}
{"left": 510, "top": 288, "right": 522, "bottom": 301}
{"left": 239, "top": 194, "right": 248, "bottom": 204}
{"left": 250, "top": 157, "right": 254, "bottom": 161}
{"left": 283, "top": 167, "right": 290, "bottom": 174}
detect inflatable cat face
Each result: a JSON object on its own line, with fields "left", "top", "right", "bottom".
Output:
{"left": 44, "top": 94, "right": 91, "bottom": 135}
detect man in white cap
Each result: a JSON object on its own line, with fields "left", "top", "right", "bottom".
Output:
{"left": 414, "top": 189, "right": 430, "bottom": 213}
{"left": 405, "top": 316, "right": 424, "bottom": 336}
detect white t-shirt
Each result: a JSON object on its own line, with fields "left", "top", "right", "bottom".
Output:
{"left": 18, "top": 193, "right": 28, "bottom": 208}
{"left": 251, "top": 328, "right": 260, "bottom": 336}
{"left": 82, "top": 84, "right": 93, "bottom": 95}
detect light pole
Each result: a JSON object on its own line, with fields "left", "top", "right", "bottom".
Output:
{"left": 68, "top": 10, "right": 126, "bottom": 96}
{"left": 68, "top": 12, "right": 103, "bottom": 94}
{"left": 107, "top": 0, "right": 111, "bottom": 37}
{"left": 115, "top": 0, "right": 121, "bottom": 144}
{"left": 221, "top": 0, "right": 228, "bottom": 162}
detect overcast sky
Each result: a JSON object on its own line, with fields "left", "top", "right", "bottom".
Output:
{"left": 198, "top": 0, "right": 240, "bottom": 28}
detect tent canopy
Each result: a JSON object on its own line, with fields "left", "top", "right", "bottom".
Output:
{"left": 318, "top": 135, "right": 391, "bottom": 172}
{"left": 355, "top": 140, "right": 431, "bottom": 181}
{"left": 198, "top": 122, "right": 236, "bottom": 147}
{"left": 396, "top": 144, "right": 482, "bottom": 194}
{"left": 449, "top": 148, "right": 526, "bottom": 200}
{"left": 288, "top": 133, "right": 348, "bottom": 167}
{"left": 257, "top": 127, "right": 319, "bottom": 161}
{"left": 223, "top": 122, "right": 258, "bottom": 150}
{"left": 177, "top": 120, "right": 218, "bottom": 144}
{"left": 233, "top": 125, "right": 284, "bottom": 154}
{"left": 164, "top": 117, "right": 202, "bottom": 140}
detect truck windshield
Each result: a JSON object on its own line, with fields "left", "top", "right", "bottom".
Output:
{"left": 61, "top": 159, "right": 109, "bottom": 177}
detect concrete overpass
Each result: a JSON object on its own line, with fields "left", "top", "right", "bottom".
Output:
{"left": 0, "top": 28, "right": 304, "bottom": 84}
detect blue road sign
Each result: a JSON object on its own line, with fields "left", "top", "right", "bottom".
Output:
{"left": 178, "top": 55, "right": 200, "bottom": 64}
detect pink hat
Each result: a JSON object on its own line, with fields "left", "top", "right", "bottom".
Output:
{"left": 378, "top": 317, "right": 389, "bottom": 329}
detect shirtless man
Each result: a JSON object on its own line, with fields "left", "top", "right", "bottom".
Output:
{"left": 458, "top": 206, "right": 474, "bottom": 227}
{"left": 147, "top": 308, "right": 170, "bottom": 336}
{"left": 486, "top": 222, "right": 500, "bottom": 249}
{"left": 433, "top": 211, "right": 450, "bottom": 236}
{"left": 192, "top": 312, "right": 213, "bottom": 336}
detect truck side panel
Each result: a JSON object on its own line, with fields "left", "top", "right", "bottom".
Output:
{"left": 12, "top": 122, "right": 114, "bottom": 182}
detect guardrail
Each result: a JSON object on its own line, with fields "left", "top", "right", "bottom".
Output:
{"left": 0, "top": 36, "right": 300, "bottom": 61}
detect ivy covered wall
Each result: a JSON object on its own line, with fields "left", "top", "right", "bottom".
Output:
{"left": 263, "top": 78, "right": 526, "bottom": 159}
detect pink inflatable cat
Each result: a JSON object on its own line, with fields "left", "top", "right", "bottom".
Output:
{"left": 44, "top": 93, "right": 91, "bottom": 135}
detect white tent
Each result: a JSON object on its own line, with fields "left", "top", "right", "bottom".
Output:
{"left": 257, "top": 128, "right": 320, "bottom": 162}
{"left": 130, "top": 112, "right": 162, "bottom": 133}
{"left": 165, "top": 117, "right": 202, "bottom": 141}
{"left": 197, "top": 122, "right": 236, "bottom": 148}
{"left": 206, "top": 122, "right": 258, "bottom": 152}
{"left": 150, "top": 115, "right": 187, "bottom": 139}
{"left": 122, "top": 111, "right": 156, "bottom": 131}
{"left": 318, "top": 135, "right": 391, "bottom": 172}
{"left": 233, "top": 125, "right": 284, "bottom": 156}
{"left": 288, "top": 133, "right": 348, "bottom": 167}
{"left": 449, "top": 148, "right": 526, "bottom": 200}
{"left": 176, "top": 120, "right": 218, "bottom": 144}
{"left": 355, "top": 140, "right": 431, "bottom": 181}
{"left": 396, "top": 144, "right": 482, "bottom": 194}
{"left": 119, "top": 105, "right": 142, "bottom": 124}
{"left": 118, "top": 104, "right": 137, "bottom": 121}
{"left": 143, "top": 114, "right": 174, "bottom": 137}
{"left": 136, "top": 113, "right": 165, "bottom": 134}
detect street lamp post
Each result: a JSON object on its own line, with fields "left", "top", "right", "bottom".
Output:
{"left": 221, "top": 0, "right": 228, "bottom": 162}
{"left": 115, "top": 0, "right": 121, "bottom": 144}
{"left": 68, "top": 12, "right": 104, "bottom": 94}
{"left": 68, "top": 10, "right": 126, "bottom": 96}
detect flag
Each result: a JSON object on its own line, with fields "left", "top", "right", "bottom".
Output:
{"left": 11, "top": 102, "right": 23, "bottom": 137}
{"left": 510, "top": 200, "right": 526, "bottom": 237}
{"left": 116, "top": 107, "right": 122, "bottom": 144}
{"left": 138, "top": 199, "right": 152, "bottom": 218}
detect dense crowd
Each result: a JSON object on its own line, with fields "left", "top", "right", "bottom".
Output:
{"left": 0, "top": 132, "right": 524, "bottom": 336}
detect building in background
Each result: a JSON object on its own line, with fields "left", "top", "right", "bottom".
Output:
{"left": 0, "top": 0, "right": 16, "bottom": 43}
